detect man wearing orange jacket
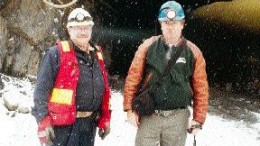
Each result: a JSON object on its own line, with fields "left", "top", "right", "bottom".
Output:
{"left": 32, "top": 8, "right": 111, "bottom": 146}
{"left": 124, "top": 1, "right": 209, "bottom": 146}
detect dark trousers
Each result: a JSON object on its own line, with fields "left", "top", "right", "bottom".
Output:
{"left": 52, "top": 117, "right": 97, "bottom": 146}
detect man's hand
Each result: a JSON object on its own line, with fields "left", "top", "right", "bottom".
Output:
{"left": 187, "top": 120, "right": 202, "bottom": 135}
{"left": 38, "top": 116, "right": 55, "bottom": 146}
{"left": 98, "top": 127, "right": 110, "bottom": 140}
{"left": 127, "top": 110, "right": 140, "bottom": 127}
{"left": 97, "top": 110, "right": 111, "bottom": 140}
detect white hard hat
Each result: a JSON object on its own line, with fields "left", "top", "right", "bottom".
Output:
{"left": 67, "top": 8, "right": 94, "bottom": 27}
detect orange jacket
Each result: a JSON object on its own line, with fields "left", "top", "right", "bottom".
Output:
{"left": 123, "top": 36, "right": 208, "bottom": 124}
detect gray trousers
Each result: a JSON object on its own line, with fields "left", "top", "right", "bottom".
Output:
{"left": 135, "top": 109, "right": 190, "bottom": 146}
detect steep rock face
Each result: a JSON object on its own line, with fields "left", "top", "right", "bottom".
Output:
{"left": 2, "top": 0, "right": 55, "bottom": 45}
{"left": 0, "top": 0, "right": 60, "bottom": 76}
{"left": 0, "top": 0, "right": 105, "bottom": 76}
{"left": 0, "top": 0, "right": 9, "bottom": 10}
{"left": 0, "top": 14, "right": 9, "bottom": 71}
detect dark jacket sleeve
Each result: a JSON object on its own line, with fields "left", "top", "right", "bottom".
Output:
{"left": 32, "top": 46, "right": 60, "bottom": 123}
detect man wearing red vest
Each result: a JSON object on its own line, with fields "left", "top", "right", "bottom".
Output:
{"left": 32, "top": 8, "right": 111, "bottom": 146}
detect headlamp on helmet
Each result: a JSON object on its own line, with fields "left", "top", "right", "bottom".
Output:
{"left": 166, "top": 10, "right": 176, "bottom": 20}
{"left": 158, "top": 1, "right": 185, "bottom": 22}
{"left": 68, "top": 13, "right": 93, "bottom": 23}
{"left": 67, "top": 8, "right": 94, "bottom": 27}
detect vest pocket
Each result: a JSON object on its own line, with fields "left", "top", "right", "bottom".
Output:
{"left": 49, "top": 108, "right": 76, "bottom": 126}
{"left": 49, "top": 88, "right": 76, "bottom": 125}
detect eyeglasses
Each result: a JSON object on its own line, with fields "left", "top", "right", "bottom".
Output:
{"left": 70, "top": 26, "right": 93, "bottom": 31}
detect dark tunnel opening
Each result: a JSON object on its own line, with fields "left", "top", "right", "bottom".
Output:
{"left": 92, "top": 0, "right": 221, "bottom": 77}
{"left": 91, "top": 0, "right": 259, "bottom": 96}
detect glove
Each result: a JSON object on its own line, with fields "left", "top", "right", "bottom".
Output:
{"left": 98, "top": 126, "right": 110, "bottom": 140}
{"left": 97, "top": 113, "right": 110, "bottom": 140}
{"left": 187, "top": 120, "right": 202, "bottom": 135}
{"left": 127, "top": 110, "right": 140, "bottom": 127}
{"left": 38, "top": 116, "right": 55, "bottom": 146}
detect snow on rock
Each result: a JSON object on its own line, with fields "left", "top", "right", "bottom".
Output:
{"left": 0, "top": 101, "right": 8, "bottom": 115}
{"left": 3, "top": 91, "right": 21, "bottom": 111}
{"left": 0, "top": 74, "right": 33, "bottom": 114}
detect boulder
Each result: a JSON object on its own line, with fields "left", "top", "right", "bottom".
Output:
{"left": 3, "top": 91, "right": 21, "bottom": 111}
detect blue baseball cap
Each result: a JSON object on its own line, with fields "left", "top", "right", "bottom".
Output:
{"left": 158, "top": 1, "right": 185, "bottom": 21}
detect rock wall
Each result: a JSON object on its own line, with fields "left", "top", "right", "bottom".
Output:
{"left": 0, "top": 0, "right": 103, "bottom": 76}
{"left": 0, "top": 0, "right": 59, "bottom": 76}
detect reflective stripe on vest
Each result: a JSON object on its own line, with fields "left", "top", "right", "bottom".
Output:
{"left": 50, "top": 88, "right": 73, "bottom": 105}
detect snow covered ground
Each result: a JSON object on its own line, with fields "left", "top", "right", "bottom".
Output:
{"left": 0, "top": 74, "right": 259, "bottom": 146}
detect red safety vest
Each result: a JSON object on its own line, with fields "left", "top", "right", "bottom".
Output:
{"left": 48, "top": 41, "right": 111, "bottom": 126}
